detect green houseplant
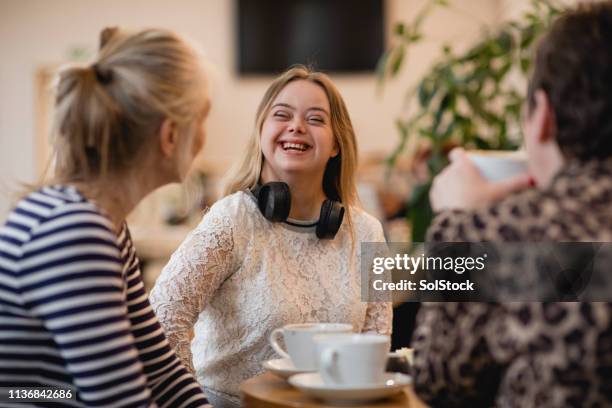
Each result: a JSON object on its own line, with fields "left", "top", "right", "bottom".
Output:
{"left": 377, "top": 0, "right": 563, "bottom": 242}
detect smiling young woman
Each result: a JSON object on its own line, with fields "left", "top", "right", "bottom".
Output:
{"left": 150, "top": 65, "right": 392, "bottom": 408}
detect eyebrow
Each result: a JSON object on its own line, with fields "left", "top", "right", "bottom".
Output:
{"left": 271, "top": 103, "right": 330, "bottom": 117}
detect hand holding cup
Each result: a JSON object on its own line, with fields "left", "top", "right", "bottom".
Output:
{"left": 430, "top": 148, "right": 532, "bottom": 211}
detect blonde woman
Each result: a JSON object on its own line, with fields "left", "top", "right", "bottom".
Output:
{"left": 150, "top": 66, "right": 392, "bottom": 407}
{"left": 0, "top": 28, "right": 210, "bottom": 406}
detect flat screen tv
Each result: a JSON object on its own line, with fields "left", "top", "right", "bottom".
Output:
{"left": 237, "top": 0, "right": 385, "bottom": 74}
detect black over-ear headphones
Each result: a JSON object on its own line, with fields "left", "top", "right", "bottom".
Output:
{"left": 251, "top": 182, "right": 345, "bottom": 239}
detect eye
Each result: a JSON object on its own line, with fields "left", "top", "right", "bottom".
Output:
{"left": 308, "top": 116, "right": 325, "bottom": 124}
{"left": 273, "top": 110, "right": 290, "bottom": 119}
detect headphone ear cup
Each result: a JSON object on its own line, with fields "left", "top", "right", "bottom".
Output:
{"left": 258, "top": 182, "right": 291, "bottom": 222}
{"left": 316, "top": 200, "right": 345, "bottom": 239}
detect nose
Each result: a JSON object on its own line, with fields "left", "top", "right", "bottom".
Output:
{"left": 288, "top": 118, "right": 305, "bottom": 134}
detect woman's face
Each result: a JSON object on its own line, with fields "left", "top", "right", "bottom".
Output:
{"left": 260, "top": 80, "right": 338, "bottom": 183}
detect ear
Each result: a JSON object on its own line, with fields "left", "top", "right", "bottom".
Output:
{"left": 330, "top": 138, "right": 340, "bottom": 158}
{"left": 159, "top": 118, "right": 179, "bottom": 158}
{"left": 533, "top": 90, "right": 556, "bottom": 142}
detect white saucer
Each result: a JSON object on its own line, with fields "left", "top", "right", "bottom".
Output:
{"left": 288, "top": 372, "right": 412, "bottom": 403}
{"left": 262, "top": 358, "right": 315, "bottom": 379}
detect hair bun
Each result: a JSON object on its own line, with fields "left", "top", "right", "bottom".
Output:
{"left": 99, "top": 27, "right": 119, "bottom": 50}
{"left": 92, "top": 64, "right": 113, "bottom": 84}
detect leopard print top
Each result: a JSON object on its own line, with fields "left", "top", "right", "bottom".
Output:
{"left": 412, "top": 158, "right": 612, "bottom": 407}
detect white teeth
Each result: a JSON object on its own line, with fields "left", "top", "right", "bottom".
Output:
{"left": 282, "top": 142, "right": 308, "bottom": 151}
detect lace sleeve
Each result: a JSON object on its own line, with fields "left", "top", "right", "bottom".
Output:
{"left": 150, "top": 208, "right": 235, "bottom": 374}
{"left": 361, "top": 216, "right": 393, "bottom": 335}
{"left": 362, "top": 301, "right": 392, "bottom": 335}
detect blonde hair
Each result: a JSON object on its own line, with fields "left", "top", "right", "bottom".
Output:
{"left": 51, "top": 27, "right": 208, "bottom": 184}
{"left": 223, "top": 65, "right": 359, "bottom": 240}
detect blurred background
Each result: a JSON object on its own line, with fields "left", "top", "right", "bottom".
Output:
{"left": 0, "top": 0, "right": 575, "bottom": 290}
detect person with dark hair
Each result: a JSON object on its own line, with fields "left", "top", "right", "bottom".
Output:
{"left": 0, "top": 27, "right": 210, "bottom": 407}
{"left": 412, "top": 2, "right": 612, "bottom": 407}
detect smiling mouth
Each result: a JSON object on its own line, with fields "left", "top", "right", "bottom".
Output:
{"left": 280, "top": 142, "right": 311, "bottom": 152}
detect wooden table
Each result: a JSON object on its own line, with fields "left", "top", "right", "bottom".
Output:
{"left": 240, "top": 372, "right": 429, "bottom": 408}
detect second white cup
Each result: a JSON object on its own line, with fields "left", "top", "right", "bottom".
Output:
{"left": 314, "top": 333, "right": 390, "bottom": 387}
{"left": 269, "top": 323, "right": 353, "bottom": 371}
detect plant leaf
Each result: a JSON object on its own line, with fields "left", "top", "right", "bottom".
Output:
{"left": 520, "top": 56, "right": 531, "bottom": 73}
{"left": 418, "top": 79, "right": 436, "bottom": 109}
{"left": 390, "top": 46, "right": 406, "bottom": 77}
{"left": 395, "top": 22, "right": 406, "bottom": 36}
{"left": 408, "top": 32, "right": 423, "bottom": 43}
{"left": 375, "top": 48, "right": 392, "bottom": 90}
{"left": 408, "top": 181, "right": 433, "bottom": 242}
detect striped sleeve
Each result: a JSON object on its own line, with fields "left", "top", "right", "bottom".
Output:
{"left": 120, "top": 230, "right": 209, "bottom": 408}
{"left": 19, "top": 209, "right": 155, "bottom": 407}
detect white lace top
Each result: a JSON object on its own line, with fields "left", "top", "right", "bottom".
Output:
{"left": 150, "top": 191, "right": 392, "bottom": 397}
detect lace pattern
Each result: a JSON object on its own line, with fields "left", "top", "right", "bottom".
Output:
{"left": 150, "top": 192, "right": 391, "bottom": 396}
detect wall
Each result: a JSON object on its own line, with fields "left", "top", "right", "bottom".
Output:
{"left": 0, "top": 0, "right": 500, "bottom": 218}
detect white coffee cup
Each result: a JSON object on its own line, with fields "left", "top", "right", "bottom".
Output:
{"left": 466, "top": 150, "right": 528, "bottom": 182}
{"left": 314, "top": 333, "right": 390, "bottom": 387}
{"left": 269, "top": 323, "right": 353, "bottom": 371}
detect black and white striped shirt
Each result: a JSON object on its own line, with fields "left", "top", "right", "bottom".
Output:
{"left": 0, "top": 185, "right": 208, "bottom": 407}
